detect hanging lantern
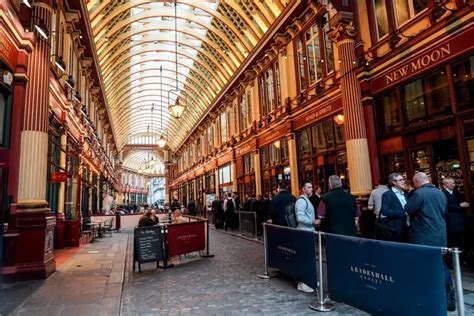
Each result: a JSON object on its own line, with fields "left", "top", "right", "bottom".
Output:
{"left": 157, "top": 135, "right": 167, "bottom": 148}
{"left": 148, "top": 156, "right": 156, "bottom": 166}
{"left": 169, "top": 97, "right": 185, "bottom": 118}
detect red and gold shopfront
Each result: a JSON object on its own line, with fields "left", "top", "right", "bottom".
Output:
{"left": 235, "top": 138, "right": 257, "bottom": 200}
{"left": 370, "top": 26, "right": 473, "bottom": 205}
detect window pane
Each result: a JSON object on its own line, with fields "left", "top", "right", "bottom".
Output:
{"left": 306, "top": 30, "right": 316, "bottom": 84}
{"left": 395, "top": 0, "right": 410, "bottom": 25}
{"left": 265, "top": 68, "right": 275, "bottom": 112}
{"left": 297, "top": 129, "right": 311, "bottom": 156}
{"left": 335, "top": 122, "right": 345, "bottom": 145}
{"left": 423, "top": 70, "right": 450, "bottom": 117}
{"left": 377, "top": 89, "right": 402, "bottom": 134}
{"left": 240, "top": 94, "right": 247, "bottom": 130}
{"left": 259, "top": 76, "right": 266, "bottom": 115}
{"left": 297, "top": 39, "right": 306, "bottom": 90}
{"left": 413, "top": 0, "right": 429, "bottom": 14}
{"left": 374, "top": 0, "right": 389, "bottom": 38}
{"left": 220, "top": 112, "right": 227, "bottom": 142}
{"left": 275, "top": 61, "right": 282, "bottom": 107}
{"left": 323, "top": 14, "right": 334, "bottom": 73}
{"left": 452, "top": 56, "right": 474, "bottom": 111}
{"left": 403, "top": 79, "right": 426, "bottom": 123}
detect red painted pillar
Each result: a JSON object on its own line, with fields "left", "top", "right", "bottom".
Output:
{"left": 14, "top": 0, "right": 56, "bottom": 281}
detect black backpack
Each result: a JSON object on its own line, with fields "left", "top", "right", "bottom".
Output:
{"left": 226, "top": 198, "right": 235, "bottom": 213}
{"left": 284, "top": 201, "right": 297, "bottom": 228}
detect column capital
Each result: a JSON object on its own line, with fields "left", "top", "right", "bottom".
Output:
{"left": 329, "top": 20, "right": 357, "bottom": 43}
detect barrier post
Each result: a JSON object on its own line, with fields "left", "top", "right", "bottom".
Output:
{"left": 452, "top": 248, "right": 465, "bottom": 316}
{"left": 254, "top": 213, "right": 258, "bottom": 239}
{"left": 309, "top": 231, "right": 334, "bottom": 312}
{"left": 239, "top": 211, "right": 242, "bottom": 236}
{"left": 257, "top": 223, "right": 273, "bottom": 279}
{"left": 200, "top": 219, "right": 215, "bottom": 258}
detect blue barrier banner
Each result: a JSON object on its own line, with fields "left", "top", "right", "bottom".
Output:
{"left": 266, "top": 224, "right": 317, "bottom": 289}
{"left": 325, "top": 234, "right": 446, "bottom": 316}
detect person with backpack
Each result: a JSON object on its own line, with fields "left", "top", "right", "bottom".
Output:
{"left": 224, "top": 192, "right": 236, "bottom": 231}
{"left": 295, "top": 180, "right": 320, "bottom": 292}
{"left": 267, "top": 180, "right": 296, "bottom": 227}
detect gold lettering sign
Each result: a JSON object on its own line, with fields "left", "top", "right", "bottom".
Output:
{"left": 0, "top": 28, "right": 18, "bottom": 69}
{"left": 384, "top": 44, "right": 451, "bottom": 85}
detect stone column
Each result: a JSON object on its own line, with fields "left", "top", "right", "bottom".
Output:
{"left": 214, "top": 168, "right": 219, "bottom": 197}
{"left": 287, "top": 133, "right": 300, "bottom": 197}
{"left": 15, "top": 0, "right": 56, "bottom": 279}
{"left": 330, "top": 20, "right": 372, "bottom": 196}
{"left": 231, "top": 160, "right": 238, "bottom": 192}
{"left": 254, "top": 150, "right": 262, "bottom": 196}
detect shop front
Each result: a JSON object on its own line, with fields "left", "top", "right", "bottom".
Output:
{"left": 291, "top": 96, "right": 346, "bottom": 193}
{"left": 235, "top": 139, "right": 257, "bottom": 200}
{"left": 218, "top": 163, "right": 233, "bottom": 197}
{"left": 371, "top": 28, "right": 473, "bottom": 204}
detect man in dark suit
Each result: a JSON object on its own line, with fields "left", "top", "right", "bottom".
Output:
{"left": 317, "top": 175, "right": 359, "bottom": 236}
{"left": 405, "top": 172, "right": 454, "bottom": 311}
{"left": 379, "top": 173, "right": 408, "bottom": 242}
{"left": 442, "top": 177, "right": 469, "bottom": 249}
{"left": 267, "top": 180, "right": 296, "bottom": 226}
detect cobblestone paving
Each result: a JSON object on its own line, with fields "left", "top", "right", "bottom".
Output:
{"left": 121, "top": 228, "right": 368, "bottom": 315}
{"left": 5, "top": 232, "right": 129, "bottom": 316}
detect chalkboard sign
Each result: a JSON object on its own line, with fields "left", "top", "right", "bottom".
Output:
{"left": 133, "top": 226, "right": 164, "bottom": 273}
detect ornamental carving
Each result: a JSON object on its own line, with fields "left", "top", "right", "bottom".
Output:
{"left": 329, "top": 21, "right": 357, "bottom": 42}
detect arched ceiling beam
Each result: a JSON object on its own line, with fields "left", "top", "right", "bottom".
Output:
{"left": 101, "top": 45, "right": 231, "bottom": 84}
{"left": 108, "top": 83, "right": 206, "bottom": 115}
{"left": 91, "top": 1, "right": 259, "bottom": 47}
{"left": 104, "top": 62, "right": 219, "bottom": 96}
{"left": 106, "top": 73, "right": 214, "bottom": 106}
{"left": 103, "top": 56, "right": 223, "bottom": 93}
{"left": 96, "top": 24, "right": 243, "bottom": 68}
{"left": 221, "top": 1, "right": 268, "bottom": 36}
{"left": 95, "top": 11, "right": 251, "bottom": 60}
{"left": 253, "top": 1, "right": 276, "bottom": 26}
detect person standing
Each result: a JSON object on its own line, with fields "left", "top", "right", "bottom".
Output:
{"left": 267, "top": 181, "right": 296, "bottom": 226}
{"left": 368, "top": 178, "right": 389, "bottom": 217}
{"left": 295, "top": 180, "right": 319, "bottom": 293}
{"left": 405, "top": 172, "right": 454, "bottom": 311}
{"left": 212, "top": 196, "right": 224, "bottom": 229}
{"left": 317, "top": 175, "right": 359, "bottom": 236}
{"left": 187, "top": 198, "right": 196, "bottom": 216}
{"left": 309, "top": 185, "right": 322, "bottom": 213}
{"left": 224, "top": 193, "right": 236, "bottom": 231}
{"left": 441, "top": 177, "right": 469, "bottom": 249}
{"left": 378, "top": 173, "right": 408, "bottom": 242}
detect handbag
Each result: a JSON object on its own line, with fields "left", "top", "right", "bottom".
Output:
{"left": 375, "top": 211, "right": 398, "bottom": 242}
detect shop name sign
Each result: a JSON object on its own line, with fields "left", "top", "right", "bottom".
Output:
{"left": 0, "top": 28, "right": 18, "bottom": 69}
{"left": 50, "top": 172, "right": 68, "bottom": 183}
{"left": 385, "top": 44, "right": 451, "bottom": 85}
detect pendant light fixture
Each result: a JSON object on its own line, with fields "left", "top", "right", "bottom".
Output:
{"left": 148, "top": 104, "right": 156, "bottom": 167}
{"left": 158, "top": 66, "right": 167, "bottom": 148}
{"left": 168, "top": 0, "right": 186, "bottom": 119}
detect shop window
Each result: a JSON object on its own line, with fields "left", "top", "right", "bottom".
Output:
{"left": 297, "top": 129, "right": 311, "bottom": 156}
{"left": 266, "top": 67, "right": 275, "bottom": 112}
{"left": 403, "top": 69, "right": 450, "bottom": 125}
{"left": 452, "top": 55, "right": 473, "bottom": 111}
{"left": 219, "top": 164, "right": 232, "bottom": 184}
{"left": 207, "top": 125, "right": 213, "bottom": 153}
{"left": 382, "top": 153, "right": 406, "bottom": 177}
{"left": 312, "top": 119, "right": 334, "bottom": 153}
{"left": 281, "top": 137, "right": 289, "bottom": 161}
{"left": 296, "top": 15, "right": 335, "bottom": 92}
{"left": 335, "top": 122, "right": 345, "bottom": 145}
{"left": 376, "top": 89, "right": 402, "bottom": 134}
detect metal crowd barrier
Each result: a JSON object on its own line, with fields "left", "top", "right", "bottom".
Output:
{"left": 238, "top": 211, "right": 258, "bottom": 239}
{"left": 258, "top": 223, "right": 465, "bottom": 315}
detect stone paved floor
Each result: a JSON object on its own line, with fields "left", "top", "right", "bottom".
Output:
{"left": 2, "top": 228, "right": 474, "bottom": 315}
{"left": 1, "top": 232, "right": 128, "bottom": 316}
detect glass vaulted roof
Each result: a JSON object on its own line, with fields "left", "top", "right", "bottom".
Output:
{"left": 87, "top": 0, "right": 288, "bottom": 171}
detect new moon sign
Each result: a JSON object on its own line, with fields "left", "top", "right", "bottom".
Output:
{"left": 167, "top": 221, "right": 206, "bottom": 257}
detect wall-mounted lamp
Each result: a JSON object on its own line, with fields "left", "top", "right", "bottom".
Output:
{"left": 21, "top": 0, "right": 31, "bottom": 8}
{"left": 52, "top": 55, "right": 66, "bottom": 73}
{"left": 273, "top": 140, "right": 281, "bottom": 149}
{"left": 34, "top": 19, "right": 49, "bottom": 40}
{"left": 72, "top": 90, "right": 82, "bottom": 103}
{"left": 333, "top": 114, "right": 345, "bottom": 125}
